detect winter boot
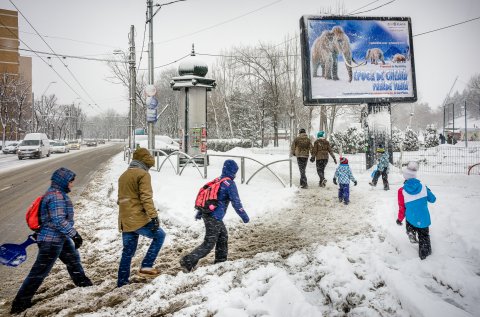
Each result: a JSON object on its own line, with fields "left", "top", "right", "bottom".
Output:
{"left": 384, "top": 184, "right": 390, "bottom": 191}
{"left": 369, "top": 181, "right": 376, "bottom": 187}
{"left": 339, "top": 198, "right": 343, "bottom": 203}
{"left": 408, "top": 232, "right": 418, "bottom": 244}
{"left": 322, "top": 179, "right": 327, "bottom": 187}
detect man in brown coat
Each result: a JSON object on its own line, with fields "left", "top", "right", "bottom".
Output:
{"left": 291, "top": 128, "right": 313, "bottom": 188}
{"left": 117, "top": 148, "right": 166, "bottom": 287}
{"left": 310, "top": 131, "right": 337, "bottom": 187}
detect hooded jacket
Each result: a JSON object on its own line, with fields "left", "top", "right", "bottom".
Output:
{"left": 334, "top": 164, "right": 356, "bottom": 184}
{"left": 290, "top": 133, "right": 312, "bottom": 158}
{"left": 311, "top": 138, "right": 336, "bottom": 161}
{"left": 210, "top": 160, "right": 248, "bottom": 221}
{"left": 117, "top": 148, "right": 157, "bottom": 232}
{"left": 38, "top": 167, "right": 77, "bottom": 243}
{"left": 397, "top": 178, "right": 436, "bottom": 228}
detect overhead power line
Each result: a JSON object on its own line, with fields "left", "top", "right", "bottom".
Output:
{"left": 349, "top": 0, "right": 396, "bottom": 15}
{"left": 413, "top": 16, "right": 480, "bottom": 37}
{"left": 10, "top": 0, "right": 100, "bottom": 109}
{"left": 19, "top": 30, "right": 119, "bottom": 49}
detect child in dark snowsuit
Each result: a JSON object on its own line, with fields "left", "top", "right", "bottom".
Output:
{"left": 333, "top": 157, "right": 357, "bottom": 205}
{"left": 180, "top": 160, "right": 250, "bottom": 272}
{"left": 396, "top": 161, "right": 436, "bottom": 260}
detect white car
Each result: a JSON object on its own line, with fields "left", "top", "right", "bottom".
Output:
{"left": 2, "top": 142, "right": 20, "bottom": 154}
{"left": 51, "top": 140, "right": 70, "bottom": 153}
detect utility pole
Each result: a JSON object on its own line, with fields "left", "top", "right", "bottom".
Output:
{"left": 147, "top": 0, "right": 155, "bottom": 149}
{"left": 129, "top": 25, "right": 137, "bottom": 150}
{"left": 442, "top": 76, "right": 458, "bottom": 138}
{"left": 465, "top": 100, "right": 468, "bottom": 148}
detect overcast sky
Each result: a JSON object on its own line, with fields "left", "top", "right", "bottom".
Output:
{"left": 1, "top": 0, "right": 479, "bottom": 116}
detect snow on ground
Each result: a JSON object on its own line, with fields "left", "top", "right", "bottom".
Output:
{"left": 1, "top": 145, "right": 479, "bottom": 316}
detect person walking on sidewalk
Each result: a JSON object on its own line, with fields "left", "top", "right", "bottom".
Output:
{"left": 310, "top": 130, "right": 337, "bottom": 187}
{"left": 291, "top": 128, "right": 313, "bottom": 189}
{"left": 180, "top": 160, "right": 250, "bottom": 272}
{"left": 396, "top": 161, "right": 436, "bottom": 260}
{"left": 11, "top": 168, "right": 92, "bottom": 314}
{"left": 369, "top": 146, "right": 390, "bottom": 190}
{"left": 117, "top": 148, "right": 166, "bottom": 287}
{"left": 333, "top": 157, "right": 357, "bottom": 205}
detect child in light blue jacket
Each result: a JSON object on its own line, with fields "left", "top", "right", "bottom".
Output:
{"left": 333, "top": 157, "right": 357, "bottom": 205}
{"left": 396, "top": 161, "right": 436, "bottom": 260}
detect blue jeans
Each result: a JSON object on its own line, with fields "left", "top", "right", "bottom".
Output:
{"left": 12, "top": 238, "right": 91, "bottom": 309}
{"left": 118, "top": 221, "right": 166, "bottom": 287}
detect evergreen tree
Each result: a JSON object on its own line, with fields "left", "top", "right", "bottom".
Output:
{"left": 424, "top": 124, "right": 439, "bottom": 148}
{"left": 403, "top": 128, "right": 419, "bottom": 151}
{"left": 391, "top": 127, "right": 404, "bottom": 151}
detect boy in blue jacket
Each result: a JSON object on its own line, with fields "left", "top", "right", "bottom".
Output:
{"left": 180, "top": 160, "right": 250, "bottom": 272}
{"left": 333, "top": 157, "right": 357, "bottom": 205}
{"left": 369, "top": 146, "right": 390, "bottom": 190}
{"left": 396, "top": 161, "right": 436, "bottom": 260}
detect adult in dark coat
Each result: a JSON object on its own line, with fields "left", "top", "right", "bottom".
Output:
{"left": 290, "top": 128, "right": 313, "bottom": 188}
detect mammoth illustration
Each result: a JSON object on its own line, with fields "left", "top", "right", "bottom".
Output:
{"left": 365, "top": 48, "right": 385, "bottom": 65}
{"left": 311, "top": 26, "right": 355, "bottom": 82}
{"left": 392, "top": 53, "right": 406, "bottom": 63}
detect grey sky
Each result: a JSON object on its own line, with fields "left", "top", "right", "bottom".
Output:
{"left": 1, "top": 0, "right": 479, "bottom": 115}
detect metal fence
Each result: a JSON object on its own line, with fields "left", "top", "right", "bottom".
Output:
{"left": 393, "top": 146, "right": 480, "bottom": 174}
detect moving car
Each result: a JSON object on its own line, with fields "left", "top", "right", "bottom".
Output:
{"left": 2, "top": 141, "right": 19, "bottom": 154}
{"left": 51, "top": 140, "right": 70, "bottom": 153}
{"left": 68, "top": 140, "right": 81, "bottom": 150}
{"left": 17, "top": 133, "right": 51, "bottom": 160}
{"left": 86, "top": 139, "right": 97, "bottom": 147}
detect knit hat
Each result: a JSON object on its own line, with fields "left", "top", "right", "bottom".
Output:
{"left": 317, "top": 131, "right": 325, "bottom": 138}
{"left": 340, "top": 157, "right": 348, "bottom": 164}
{"left": 299, "top": 128, "right": 306, "bottom": 134}
{"left": 402, "top": 161, "right": 418, "bottom": 180}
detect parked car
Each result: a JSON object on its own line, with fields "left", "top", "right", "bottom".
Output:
{"left": 86, "top": 139, "right": 98, "bottom": 147}
{"left": 17, "top": 133, "right": 51, "bottom": 160}
{"left": 2, "top": 141, "right": 20, "bottom": 154}
{"left": 51, "top": 140, "right": 70, "bottom": 153}
{"left": 68, "top": 140, "right": 81, "bottom": 150}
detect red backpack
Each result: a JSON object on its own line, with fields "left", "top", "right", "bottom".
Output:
{"left": 194, "top": 177, "right": 230, "bottom": 212}
{"left": 26, "top": 195, "right": 44, "bottom": 231}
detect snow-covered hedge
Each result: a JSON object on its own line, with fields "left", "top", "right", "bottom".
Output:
{"left": 207, "top": 139, "right": 254, "bottom": 152}
{"left": 330, "top": 127, "right": 366, "bottom": 154}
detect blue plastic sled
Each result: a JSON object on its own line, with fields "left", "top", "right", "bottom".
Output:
{"left": 0, "top": 235, "right": 37, "bottom": 267}
{"left": 371, "top": 166, "right": 378, "bottom": 178}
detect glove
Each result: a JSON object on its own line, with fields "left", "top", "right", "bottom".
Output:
{"left": 240, "top": 213, "right": 250, "bottom": 223}
{"left": 72, "top": 232, "right": 83, "bottom": 249}
{"left": 151, "top": 217, "right": 160, "bottom": 232}
{"left": 333, "top": 178, "right": 337, "bottom": 185}
{"left": 195, "top": 211, "right": 202, "bottom": 220}
{"left": 354, "top": 180, "right": 358, "bottom": 186}
{"left": 310, "top": 157, "right": 315, "bottom": 163}
{"left": 396, "top": 219, "right": 402, "bottom": 226}
{"left": 334, "top": 158, "right": 337, "bottom": 164}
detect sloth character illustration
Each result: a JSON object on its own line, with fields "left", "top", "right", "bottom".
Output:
{"left": 392, "top": 53, "right": 407, "bottom": 63}
{"left": 365, "top": 48, "right": 386, "bottom": 65}
{"left": 311, "top": 26, "right": 355, "bottom": 82}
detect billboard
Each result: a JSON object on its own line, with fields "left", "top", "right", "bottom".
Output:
{"left": 300, "top": 16, "right": 417, "bottom": 105}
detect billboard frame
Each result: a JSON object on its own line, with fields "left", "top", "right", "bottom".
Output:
{"left": 300, "top": 15, "right": 417, "bottom": 105}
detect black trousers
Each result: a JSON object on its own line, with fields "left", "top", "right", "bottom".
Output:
{"left": 181, "top": 215, "right": 228, "bottom": 271}
{"left": 315, "top": 159, "right": 328, "bottom": 183}
{"left": 406, "top": 221, "right": 431, "bottom": 259}
{"left": 297, "top": 157, "right": 308, "bottom": 186}
{"left": 372, "top": 170, "right": 389, "bottom": 189}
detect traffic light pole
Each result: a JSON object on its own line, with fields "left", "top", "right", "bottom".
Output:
{"left": 129, "top": 25, "right": 137, "bottom": 150}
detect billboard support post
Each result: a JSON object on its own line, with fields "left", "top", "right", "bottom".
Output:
{"left": 365, "top": 103, "right": 392, "bottom": 170}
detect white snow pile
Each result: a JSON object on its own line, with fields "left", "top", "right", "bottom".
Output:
{"left": 3, "top": 146, "right": 480, "bottom": 317}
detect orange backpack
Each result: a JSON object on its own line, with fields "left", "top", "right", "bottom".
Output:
{"left": 194, "top": 177, "right": 230, "bottom": 212}
{"left": 25, "top": 195, "right": 44, "bottom": 231}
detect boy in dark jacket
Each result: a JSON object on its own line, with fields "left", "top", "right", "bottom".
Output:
{"left": 333, "top": 157, "right": 357, "bottom": 205}
{"left": 180, "top": 160, "right": 250, "bottom": 272}
{"left": 11, "top": 168, "right": 92, "bottom": 314}
{"left": 396, "top": 161, "right": 436, "bottom": 260}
